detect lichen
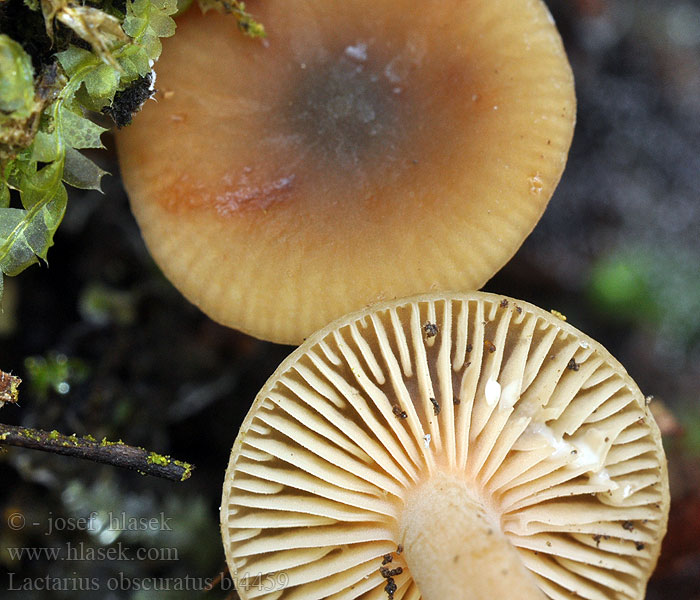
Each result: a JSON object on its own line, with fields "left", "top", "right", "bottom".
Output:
{"left": 17, "top": 427, "right": 43, "bottom": 442}
{"left": 173, "top": 459, "right": 194, "bottom": 481}
{"left": 99, "top": 437, "right": 125, "bottom": 447}
{"left": 147, "top": 452, "right": 171, "bottom": 467}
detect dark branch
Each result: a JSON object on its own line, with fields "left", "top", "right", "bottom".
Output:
{"left": 0, "top": 424, "right": 194, "bottom": 482}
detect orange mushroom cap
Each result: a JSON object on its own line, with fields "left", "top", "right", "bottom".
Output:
{"left": 117, "top": 0, "right": 576, "bottom": 344}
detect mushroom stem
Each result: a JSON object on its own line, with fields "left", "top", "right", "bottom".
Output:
{"left": 400, "top": 471, "right": 544, "bottom": 600}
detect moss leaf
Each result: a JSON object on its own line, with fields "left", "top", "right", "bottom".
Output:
{"left": 63, "top": 146, "right": 108, "bottom": 190}
{"left": 0, "top": 35, "right": 37, "bottom": 118}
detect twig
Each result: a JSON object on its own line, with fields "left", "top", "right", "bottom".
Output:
{"left": 0, "top": 424, "right": 194, "bottom": 482}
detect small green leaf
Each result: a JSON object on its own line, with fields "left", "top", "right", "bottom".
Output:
{"left": 588, "top": 253, "right": 657, "bottom": 322}
{"left": 83, "top": 63, "right": 121, "bottom": 105}
{"left": 123, "top": 0, "right": 177, "bottom": 59}
{"left": 118, "top": 46, "right": 151, "bottom": 79}
{"left": 56, "top": 46, "right": 99, "bottom": 78}
{"left": 0, "top": 207, "right": 40, "bottom": 274}
{"left": 151, "top": 0, "right": 177, "bottom": 11}
{"left": 18, "top": 160, "right": 63, "bottom": 209}
{"left": 122, "top": 14, "right": 147, "bottom": 38}
{"left": 149, "top": 10, "right": 177, "bottom": 37}
{"left": 138, "top": 32, "right": 163, "bottom": 60}
{"left": 0, "top": 181, "right": 68, "bottom": 275}
{"left": 24, "top": 352, "right": 89, "bottom": 400}
{"left": 31, "top": 130, "right": 61, "bottom": 163}
{"left": 0, "top": 183, "right": 9, "bottom": 209}
{"left": 0, "top": 35, "right": 36, "bottom": 118}
{"left": 63, "top": 146, "right": 108, "bottom": 190}
{"left": 58, "top": 106, "right": 107, "bottom": 149}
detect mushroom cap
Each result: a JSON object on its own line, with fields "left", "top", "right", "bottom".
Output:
{"left": 116, "top": 0, "right": 576, "bottom": 344}
{"left": 221, "top": 292, "right": 669, "bottom": 599}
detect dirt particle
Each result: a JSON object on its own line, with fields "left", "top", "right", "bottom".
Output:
{"left": 430, "top": 397, "right": 440, "bottom": 416}
{"left": 622, "top": 520, "right": 635, "bottom": 531}
{"left": 567, "top": 358, "right": 580, "bottom": 371}
{"left": 384, "top": 577, "right": 397, "bottom": 599}
{"left": 635, "top": 541, "right": 645, "bottom": 551}
{"left": 392, "top": 405, "right": 407, "bottom": 420}
{"left": 382, "top": 553, "right": 393, "bottom": 565}
{"left": 423, "top": 322, "right": 438, "bottom": 338}
{"left": 484, "top": 340, "right": 496, "bottom": 353}
{"left": 499, "top": 299, "right": 509, "bottom": 308}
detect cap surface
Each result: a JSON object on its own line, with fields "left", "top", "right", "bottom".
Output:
{"left": 117, "top": 0, "right": 576, "bottom": 344}
{"left": 221, "top": 292, "right": 669, "bottom": 599}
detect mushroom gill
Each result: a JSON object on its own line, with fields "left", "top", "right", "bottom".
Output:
{"left": 116, "top": 0, "right": 576, "bottom": 344}
{"left": 221, "top": 292, "right": 669, "bottom": 600}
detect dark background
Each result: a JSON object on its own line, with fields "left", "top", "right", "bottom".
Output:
{"left": 1, "top": 0, "right": 699, "bottom": 597}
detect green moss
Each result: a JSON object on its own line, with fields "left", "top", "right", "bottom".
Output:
{"left": 18, "top": 428, "right": 43, "bottom": 442}
{"left": 99, "top": 437, "right": 125, "bottom": 447}
{"left": 147, "top": 452, "right": 171, "bottom": 467}
{"left": 197, "top": 0, "right": 265, "bottom": 37}
{"left": 589, "top": 253, "right": 657, "bottom": 322}
{"left": 173, "top": 459, "right": 194, "bottom": 481}
{"left": 146, "top": 453, "right": 194, "bottom": 480}
{"left": 24, "top": 352, "right": 89, "bottom": 401}
{"left": 0, "top": 35, "right": 41, "bottom": 165}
